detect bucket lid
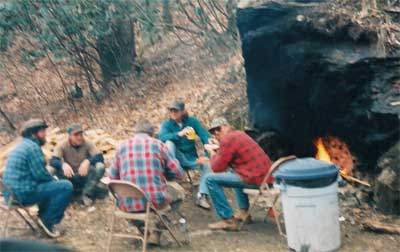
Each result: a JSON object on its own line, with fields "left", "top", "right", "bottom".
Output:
{"left": 273, "top": 157, "right": 338, "bottom": 182}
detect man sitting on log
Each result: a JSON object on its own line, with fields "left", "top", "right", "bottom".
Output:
{"left": 158, "top": 101, "right": 212, "bottom": 210}
{"left": 109, "top": 119, "right": 185, "bottom": 244}
{"left": 204, "top": 117, "right": 274, "bottom": 231}
{"left": 2, "top": 119, "right": 73, "bottom": 238}
{"left": 49, "top": 123, "right": 105, "bottom": 205}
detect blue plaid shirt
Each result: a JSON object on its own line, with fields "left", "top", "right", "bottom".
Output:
{"left": 3, "top": 138, "right": 54, "bottom": 201}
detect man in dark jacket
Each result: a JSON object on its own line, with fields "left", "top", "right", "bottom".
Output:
{"left": 158, "top": 101, "right": 212, "bottom": 209}
{"left": 49, "top": 123, "right": 105, "bottom": 205}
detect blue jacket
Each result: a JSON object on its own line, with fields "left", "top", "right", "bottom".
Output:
{"left": 158, "top": 115, "right": 210, "bottom": 159}
{"left": 3, "top": 138, "right": 54, "bottom": 202}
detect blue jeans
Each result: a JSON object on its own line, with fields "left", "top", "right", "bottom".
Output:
{"left": 205, "top": 171, "right": 258, "bottom": 220}
{"left": 165, "top": 141, "right": 211, "bottom": 195}
{"left": 19, "top": 180, "right": 73, "bottom": 229}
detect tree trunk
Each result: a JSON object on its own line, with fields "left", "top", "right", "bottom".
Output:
{"left": 0, "top": 106, "right": 16, "bottom": 131}
{"left": 97, "top": 18, "right": 136, "bottom": 83}
{"left": 162, "top": 0, "right": 174, "bottom": 32}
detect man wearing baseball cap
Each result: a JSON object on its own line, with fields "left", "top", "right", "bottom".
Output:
{"left": 158, "top": 101, "right": 212, "bottom": 210}
{"left": 49, "top": 123, "right": 105, "bottom": 205}
{"left": 2, "top": 119, "right": 73, "bottom": 238}
{"left": 204, "top": 117, "right": 273, "bottom": 231}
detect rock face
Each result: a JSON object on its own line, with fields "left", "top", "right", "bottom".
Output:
{"left": 237, "top": 0, "right": 400, "bottom": 169}
{"left": 375, "top": 143, "right": 400, "bottom": 215}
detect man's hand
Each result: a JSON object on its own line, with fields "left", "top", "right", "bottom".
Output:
{"left": 207, "top": 148, "right": 217, "bottom": 157}
{"left": 78, "top": 159, "right": 90, "bottom": 176}
{"left": 197, "top": 156, "right": 209, "bottom": 166}
{"left": 62, "top": 163, "right": 75, "bottom": 178}
{"left": 208, "top": 138, "right": 219, "bottom": 145}
{"left": 178, "top": 128, "right": 190, "bottom": 137}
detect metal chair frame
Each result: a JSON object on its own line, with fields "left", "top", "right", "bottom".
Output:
{"left": 238, "top": 155, "right": 297, "bottom": 235}
{"left": 0, "top": 178, "right": 38, "bottom": 237}
{"left": 106, "top": 180, "right": 181, "bottom": 252}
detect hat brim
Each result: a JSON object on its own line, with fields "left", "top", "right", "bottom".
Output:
{"left": 167, "top": 106, "right": 182, "bottom": 111}
{"left": 69, "top": 129, "right": 83, "bottom": 134}
{"left": 208, "top": 126, "right": 221, "bottom": 133}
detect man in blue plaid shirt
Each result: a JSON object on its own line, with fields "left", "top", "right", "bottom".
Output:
{"left": 2, "top": 119, "right": 73, "bottom": 238}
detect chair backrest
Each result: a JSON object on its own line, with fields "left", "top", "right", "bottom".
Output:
{"left": 108, "top": 180, "right": 149, "bottom": 202}
{"left": 261, "top": 155, "right": 297, "bottom": 187}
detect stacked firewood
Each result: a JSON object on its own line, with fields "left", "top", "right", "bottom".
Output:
{"left": 0, "top": 128, "right": 118, "bottom": 177}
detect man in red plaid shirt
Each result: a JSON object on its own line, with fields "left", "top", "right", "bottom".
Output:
{"left": 205, "top": 117, "right": 273, "bottom": 231}
{"left": 109, "top": 119, "right": 185, "bottom": 213}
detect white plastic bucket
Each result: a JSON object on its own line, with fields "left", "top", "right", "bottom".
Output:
{"left": 278, "top": 179, "right": 341, "bottom": 252}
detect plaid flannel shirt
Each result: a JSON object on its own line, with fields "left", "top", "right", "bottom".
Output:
{"left": 210, "top": 131, "right": 273, "bottom": 185}
{"left": 3, "top": 138, "right": 54, "bottom": 201}
{"left": 109, "top": 134, "right": 183, "bottom": 212}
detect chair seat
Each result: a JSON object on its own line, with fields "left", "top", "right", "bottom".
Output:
{"left": 243, "top": 188, "right": 280, "bottom": 197}
{"left": 114, "top": 209, "right": 148, "bottom": 220}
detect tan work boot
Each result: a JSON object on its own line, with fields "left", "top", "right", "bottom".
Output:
{"left": 208, "top": 219, "right": 238, "bottom": 231}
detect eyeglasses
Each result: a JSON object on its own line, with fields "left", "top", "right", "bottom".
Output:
{"left": 169, "top": 108, "right": 180, "bottom": 113}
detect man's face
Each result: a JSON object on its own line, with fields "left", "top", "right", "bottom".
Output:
{"left": 212, "top": 125, "right": 230, "bottom": 141}
{"left": 169, "top": 109, "right": 183, "bottom": 122}
{"left": 69, "top": 131, "right": 84, "bottom": 146}
{"left": 35, "top": 128, "right": 47, "bottom": 146}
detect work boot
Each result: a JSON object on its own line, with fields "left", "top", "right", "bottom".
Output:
{"left": 208, "top": 219, "right": 238, "bottom": 231}
{"left": 195, "top": 195, "right": 211, "bottom": 210}
{"left": 234, "top": 210, "right": 252, "bottom": 223}
{"left": 37, "top": 218, "right": 61, "bottom": 238}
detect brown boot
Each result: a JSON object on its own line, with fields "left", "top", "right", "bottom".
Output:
{"left": 208, "top": 219, "right": 238, "bottom": 231}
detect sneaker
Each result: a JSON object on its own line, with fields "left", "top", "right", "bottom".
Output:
{"left": 37, "top": 218, "right": 61, "bottom": 238}
{"left": 195, "top": 195, "right": 211, "bottom": 210}
{"left": 234, "top": 210, "right": 252, "bottom": 223}
{"left": 208, "top": 219, "right": 238, "bottom": 231}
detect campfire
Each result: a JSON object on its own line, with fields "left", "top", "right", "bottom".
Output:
{"left": 314, "top": 137, "right": 370, "bottom": 187}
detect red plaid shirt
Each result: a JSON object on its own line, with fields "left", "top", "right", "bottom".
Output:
{"left": 210, "top": 130, "right": 273, "bottom": 185}
{"left": 109, "top": 134, "right": 183, "bottom": 212}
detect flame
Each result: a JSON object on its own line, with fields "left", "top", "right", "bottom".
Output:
{"left": 315, "top": 138, "right": 331, "bottom": 163}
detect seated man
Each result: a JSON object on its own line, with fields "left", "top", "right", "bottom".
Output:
{"left": 109, "top": 119, "right": 185, "bottom": 242}
{"left": 204, "top": 117, "right": 273, "bottom": 231}
{"left": 49, "top": 123, "right": 105, "bottom": 205}
{"left": 158, "top": 101, "right": 211, "bottom": 209}
{"left": 2, "top": 119, "right": 73, "bottom": 238}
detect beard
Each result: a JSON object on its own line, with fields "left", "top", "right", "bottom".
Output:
{"left": 37, "top": 136, "right": 47, "bottom": 146}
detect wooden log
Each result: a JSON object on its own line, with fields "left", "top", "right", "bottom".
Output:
{"left": 362, "top": 220, "right": 400, "bottom": 235}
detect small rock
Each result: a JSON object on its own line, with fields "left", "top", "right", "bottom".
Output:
{"left": 87, "top": 206, "right": 96, "bottom": 213}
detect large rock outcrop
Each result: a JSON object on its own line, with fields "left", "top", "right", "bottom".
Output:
{"left": 237, "top": 0, "right": 400, "bottom": 170}
{"left": 375, "top": 143, "right": 400, "bottom": 215}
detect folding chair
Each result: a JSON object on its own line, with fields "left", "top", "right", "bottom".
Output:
{"left": 106, "top": 180, "right": 181, "bottom": 252}
{"left": 0, "top": 178, "right": 38, "bottom": 237}
{"left": 238, "top": 155, "right": 297, "bottom": 235}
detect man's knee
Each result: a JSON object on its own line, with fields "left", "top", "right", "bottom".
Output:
{"left": 204, "top": 173, "right": 217, "bottom": 187}
{"left": 56, "top": 180, "right": 73, "bottom": 194}
{"left": 94, "top": 162, "right": 105, "bottom": 176}
{"left": 165, "top": 140, "right": 176, "bottom": 150}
